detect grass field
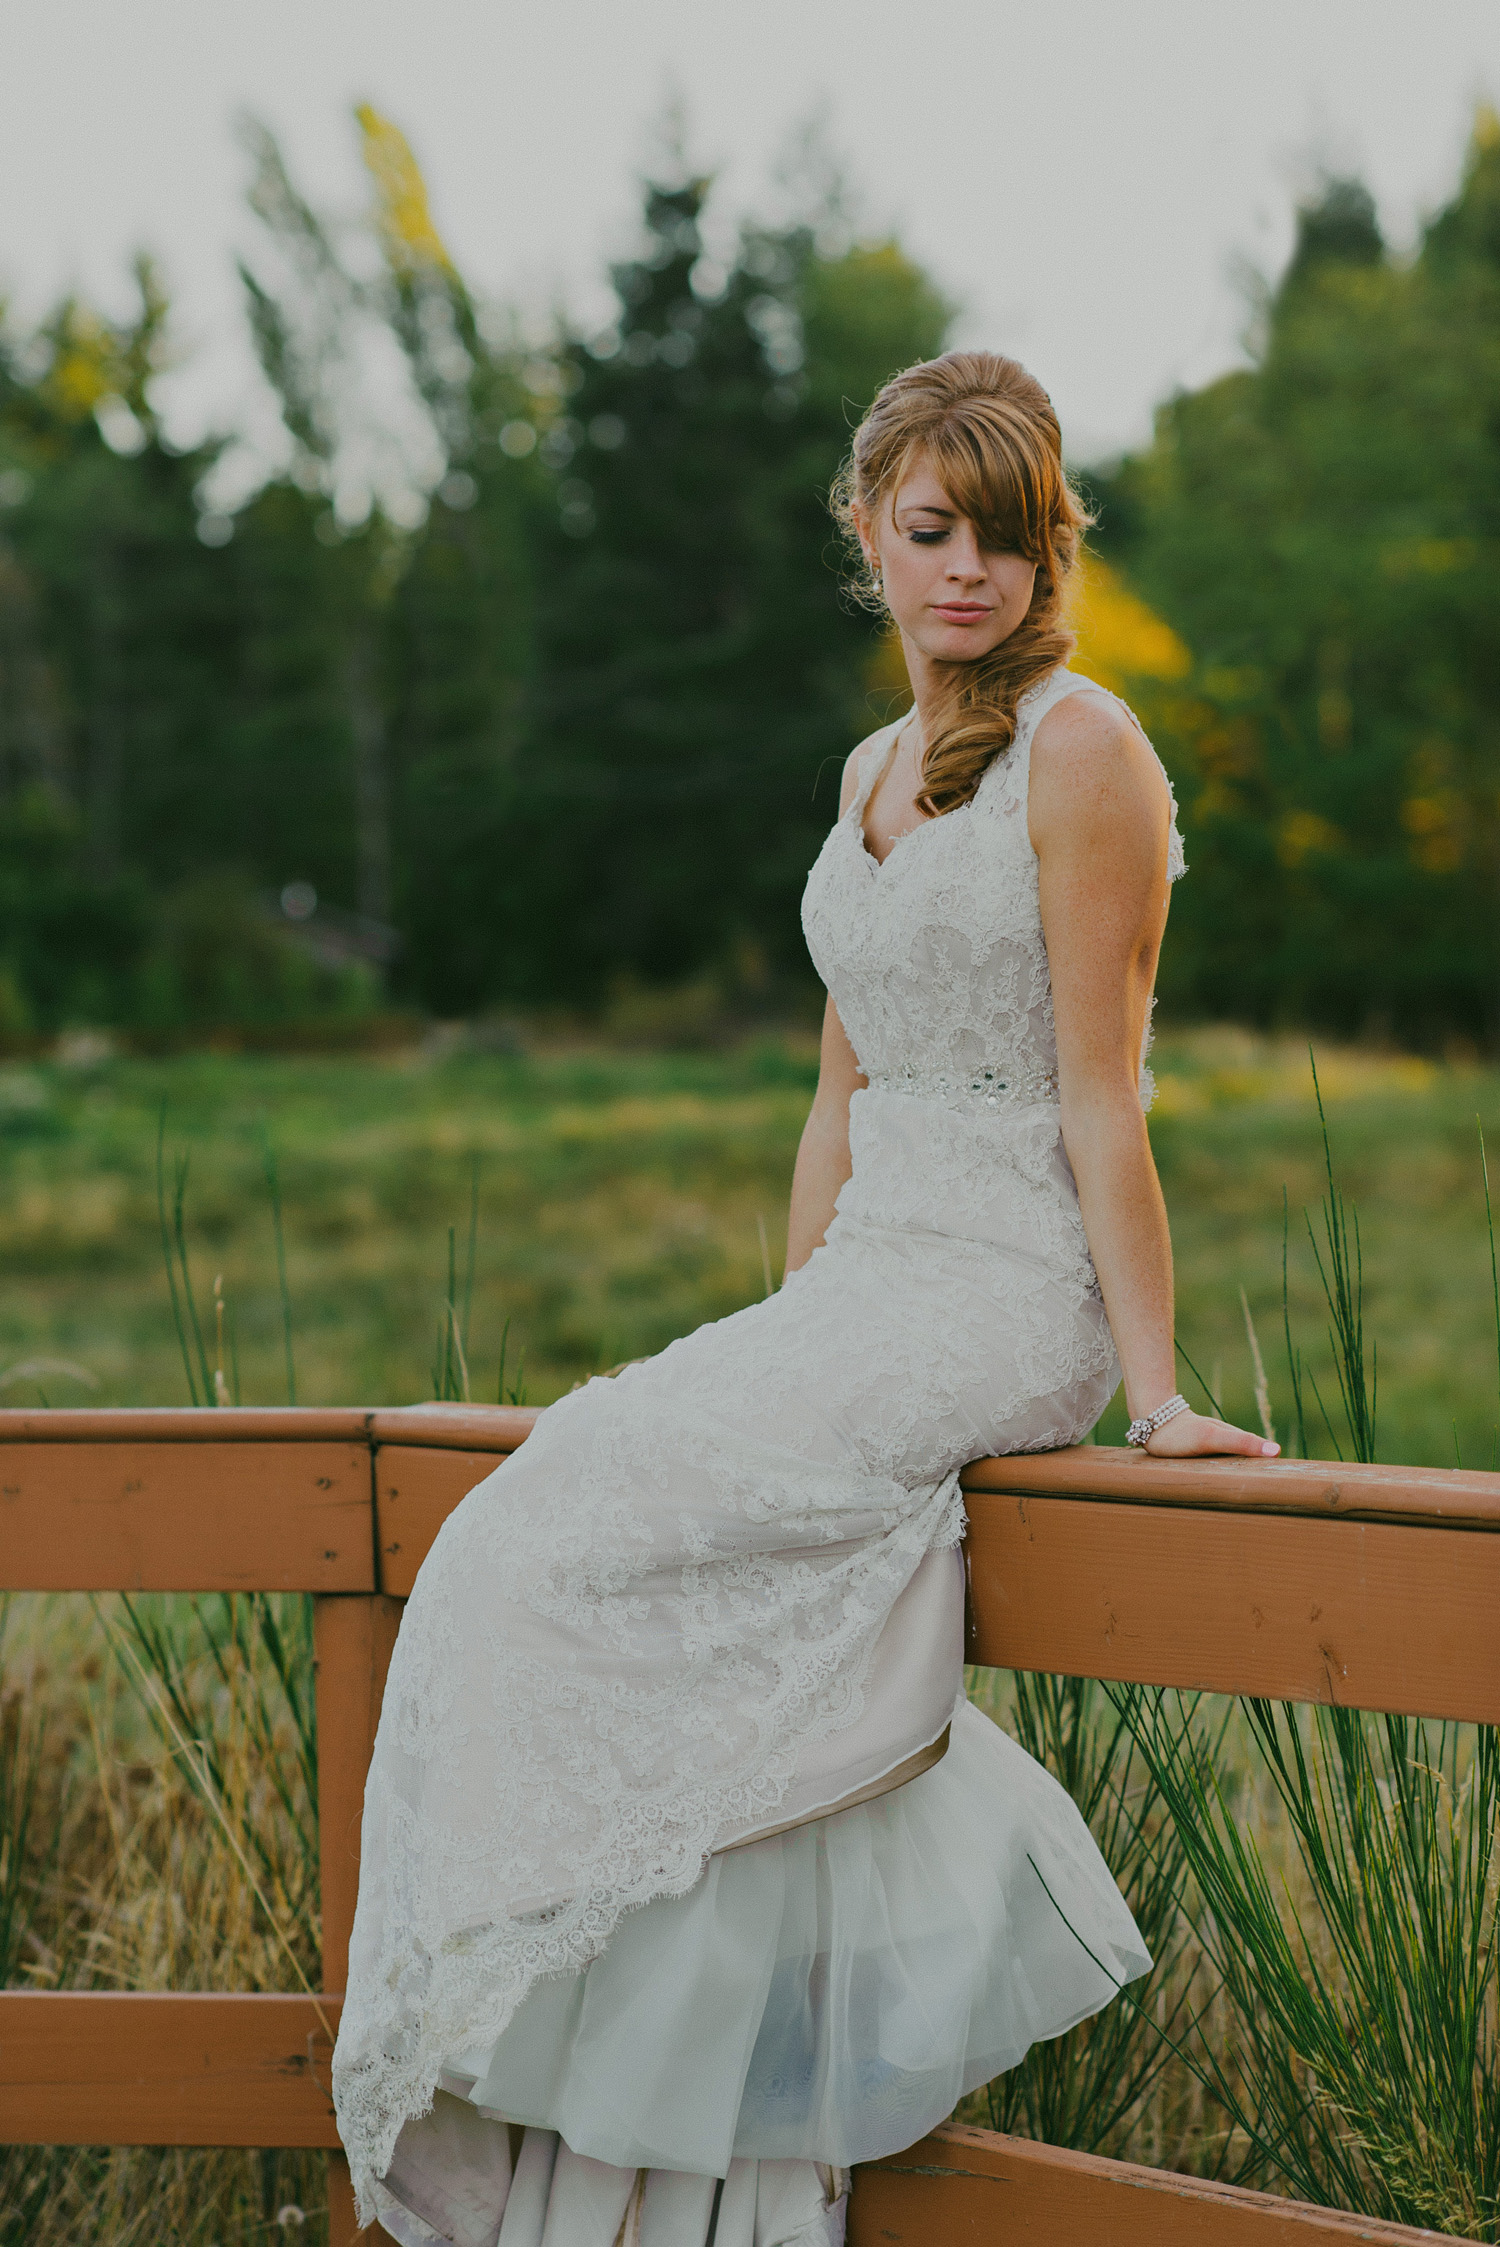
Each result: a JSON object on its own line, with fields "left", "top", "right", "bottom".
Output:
{"left": 3, "top": 1024, "right": 1498, "bottom": 1464}
{"left": 4, "top": 1025, "right": 1499, "bottom": 2241}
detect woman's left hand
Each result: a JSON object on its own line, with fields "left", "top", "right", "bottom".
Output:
{"left": 1144, "top": 1409, "right": 1279, "bottom": 1459}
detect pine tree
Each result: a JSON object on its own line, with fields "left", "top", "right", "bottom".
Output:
{"left": 488, "top": 165, "right": 950, "bottom": 1003}
{"left": 1101, "top": 126, "right": 1500, "bottom": 1040}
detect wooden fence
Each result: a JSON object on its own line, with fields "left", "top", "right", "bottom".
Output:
{"left": 2, "top": 1402, "right": 1495, "bottom": 2245}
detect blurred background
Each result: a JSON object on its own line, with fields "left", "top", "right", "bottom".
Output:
{"left": 6, "top": 26, "right": 1500, "bottom": 2245}
{"left": 2, "top": 0, "right": 1500, "bottom": 1455}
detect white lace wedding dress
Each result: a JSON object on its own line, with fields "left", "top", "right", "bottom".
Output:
{"left": 332, "top": 667, "right": 1181, "bottom": 2246}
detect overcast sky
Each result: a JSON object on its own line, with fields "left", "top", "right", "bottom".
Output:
{"left": 5, "top": 0, "right": 1497, "bottom": 483}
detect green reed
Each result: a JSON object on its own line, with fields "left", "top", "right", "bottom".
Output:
{"left": 113, "top": 1589, "right": 321, "bottom": 1969}
{"left": 1089, "top": 1052, "right": 1500, "bottom": 2236}
{"left": 975, "top": 1672, "right": 1204, "bottom": 2160}
{"left": 1108, "top": 1688, "right": 1499, "bottom": 2237}
{"left": 0, "top": 1600, "right": 51, "bottom": 1994}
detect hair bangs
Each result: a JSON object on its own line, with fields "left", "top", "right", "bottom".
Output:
{"left": 920, "top": 406, "right": 1057, "bottom": 564}
{"left": 830, "top": 350, "right": 1090, "bottom": 816}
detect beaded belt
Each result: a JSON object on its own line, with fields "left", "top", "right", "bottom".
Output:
{"left": 863, "top": 1061, "right": 1060, "bottom": 1111}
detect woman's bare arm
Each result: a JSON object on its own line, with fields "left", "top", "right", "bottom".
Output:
{"left": 784, "top": 743, "right": 877, "bottom": 1276}
{"left": 785, "top": 995, "right": 866, "bottom": 1274}
{"left": 1030, "top": 696, "right": 1276, "bottom": 1459}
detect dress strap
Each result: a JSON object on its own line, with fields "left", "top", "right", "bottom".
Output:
{"left": 847, "top": 717, "right": 906, "bottom": 820}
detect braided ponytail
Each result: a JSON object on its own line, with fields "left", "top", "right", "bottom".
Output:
{"left": 830, "top": 352, "right": 1090, "bottom": 815}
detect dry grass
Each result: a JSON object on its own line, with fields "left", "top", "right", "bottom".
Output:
{"left": 0, "top": 1595, "right": 329, "bottom": 2245}
{"left": 4, "top": 1024, "right": 1499, "bottom": 2240}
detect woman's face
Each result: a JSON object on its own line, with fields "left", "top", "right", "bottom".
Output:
{"left": 857, "top": 453, "right": 1038, "bottom": 665}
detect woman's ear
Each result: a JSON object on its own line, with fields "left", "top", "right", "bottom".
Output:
{"left": 850, "top": 500, "right": 876, "bottom": 572}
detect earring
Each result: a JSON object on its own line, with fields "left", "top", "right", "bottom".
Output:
{"left": 871, "top": 566, "right": 884, "bottom": 597}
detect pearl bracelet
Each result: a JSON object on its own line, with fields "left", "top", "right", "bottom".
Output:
{"left": 1125, "top": 1393, "right": 1191, "bottom": 1447}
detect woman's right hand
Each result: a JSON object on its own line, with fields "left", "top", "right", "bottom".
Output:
{"left": 1145, "top": 1409, "right": 1279, "bottom": 1459}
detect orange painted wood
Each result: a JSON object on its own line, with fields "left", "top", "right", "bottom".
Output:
{"left": 326, "top": 2150, "right": 362, "bottom": 2246}
{"left": 850, "top": 2123, "right": 1474, "bottom": 2244}
{"left": 0, "top": 1991, "right": 341, "bottom": 2147}
{"left": 0, "top": 1407, "right": 376, "bottom": 1443}
{"left": 369, "top": 1403, "right": 537, "bottom": 1453}
{"left": 965, "top": 1494, "right": 1500, "bottom": 1724}
{"left": 963, "top": 1444, "right": 1500, "bottom": 1531}
{"left": 315, "top": 1594, "right": 404, "bottom": 1992}
{"left": 375, "top": 1445, "right": 507, "bottom": 1596}
{"left": 0, "top": 1442, "right": 375, "bottom": 1592}
{"left": 0, "top": 1402, "right": 537, "bottom": 1454}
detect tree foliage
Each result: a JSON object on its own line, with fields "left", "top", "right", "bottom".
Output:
{"left": 1100, "top": 114, "right": 1500, "bottom": 1042}
{"left": 4, "top": 109, "right": 1499, "bottom": 1043}
{"left": 0, "top": 112, "right": 947, "bottom": 1034}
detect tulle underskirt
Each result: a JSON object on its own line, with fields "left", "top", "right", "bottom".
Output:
{"left": 417, "top": 1697, "right": 1148, "bottom": 2179}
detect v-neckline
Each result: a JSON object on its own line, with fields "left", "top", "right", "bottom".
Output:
{"left": 853, "top": 719, "right": 943, "bottom": 873}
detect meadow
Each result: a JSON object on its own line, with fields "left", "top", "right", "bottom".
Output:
{"left": 3, "top": 1025, "right": 1498, "bottom": 1463}
{"left": 3, "top": 1027, "right": 1499, "bottom": 2243}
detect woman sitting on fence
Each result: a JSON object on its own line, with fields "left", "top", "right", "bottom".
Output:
{"left": 331, "top": 348, "right": 1277, "bottom": 2247}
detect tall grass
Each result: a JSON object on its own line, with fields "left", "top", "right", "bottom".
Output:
{"left": 1108, "top": 1691, "right": 1499, "bottom": 2236}
{"left": 0, "top": 1594, "right": 331, "bottom": 2245}
{"left": 967, "top": 1672, "right": 1209, "bottom": 2164}
{"left": 6, "top": 1041, "right": 1500, "bottom": 2238}
{"left": 1081, "top": 1067, "right": 1500, "bottom": 2239}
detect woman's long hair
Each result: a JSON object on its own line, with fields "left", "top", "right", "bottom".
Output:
{"left": 831, "top": 351, "right": 1091, "bottom": 816}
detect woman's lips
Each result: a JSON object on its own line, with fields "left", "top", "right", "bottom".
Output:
{"left": 931, "top": 603, "right": 992, "bottom": 622}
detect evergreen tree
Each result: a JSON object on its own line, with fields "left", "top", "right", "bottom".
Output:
{"left": 487, "top": 168, "right": 950, "bottom": 1003}
{"left": 1101, "top": 126, "right": 1500, "bottom": 1040}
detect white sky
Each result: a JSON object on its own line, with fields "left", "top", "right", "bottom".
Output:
{"left": 3, "top": 0, "right": 1496, "bottom": 481}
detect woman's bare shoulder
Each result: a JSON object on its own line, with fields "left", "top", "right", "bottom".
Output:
{"left": 1027, "top": 685, "right": 1168, "bottom": 854}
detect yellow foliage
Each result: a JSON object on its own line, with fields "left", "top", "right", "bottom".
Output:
{"left": 864, "top": 550, "right": 1189, "bottom": 712}
{"left": 1380, "top": 538, "right": 1477, "bottom": 580}
{"left": 43, "top": 304, "right": 122, "bottom": 419}
{"left": 355, "top": 104, "right": 454, "bottom": 277}
{"left": 1067, "top": 551, "right": 1191, "bottom": 694}
{"left": 1277, "top": 809, "right": 1346, "bottom": 867}
{"left": 1401, "top": 793, "right": 1465, "bottom": 872}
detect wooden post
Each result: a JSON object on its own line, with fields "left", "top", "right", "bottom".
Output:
{"left": 315, "top": 1592, "right": 403, "bottom": 2242}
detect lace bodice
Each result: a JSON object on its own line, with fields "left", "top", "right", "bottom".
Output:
{"left": 801, "top": 668, "right": 1185, "bottom": 1119}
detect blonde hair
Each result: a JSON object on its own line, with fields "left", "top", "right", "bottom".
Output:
{"left": 831, "top": 351, "right": 1091, "bottom": 815}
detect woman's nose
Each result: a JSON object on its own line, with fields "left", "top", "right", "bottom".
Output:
{"left": 946, "top": 534, "right": 985, "bottom": 580}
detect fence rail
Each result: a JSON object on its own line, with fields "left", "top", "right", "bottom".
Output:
{"left": 0, "top": 1404, "right": 1492, "bottom": 2246}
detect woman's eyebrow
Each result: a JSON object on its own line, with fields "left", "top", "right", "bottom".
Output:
{"left": 895, "top": 500, "right": 957, "bottom": 519}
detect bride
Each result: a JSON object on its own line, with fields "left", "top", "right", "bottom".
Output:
{"left": 332, "top": 349, "right": 1278, "bottom": 2247}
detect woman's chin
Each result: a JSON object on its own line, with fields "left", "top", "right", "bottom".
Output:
{"left": 911, "top": 623, "right": 1007, "bottom": 665}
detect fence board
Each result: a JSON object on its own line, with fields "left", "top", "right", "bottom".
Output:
{"left": 0, "top": 1442, "right": 375, "bottom": 1592}
{"left": 375, "top": 1445, "right": 507, "bottom": 1597}
{"left": 0, "top": 1407, "right": 375, "bottom": 1443}
{"left": 3, "top": 1413, "right": 1496, "bottom": 2245}
{"left": 0, "top": 1992, "right": 340, "bottom": 2148}
{"left": 965, "top": 1495, "right": 1500, "bottom": 1723}
{"left": 849, "top": 2123, "right": 1475, "bottom": 2245}
{"left": 315, "top": 1594, "right": 404, "bottom": 1991}
{"left": 964, "top": 1445, "right": 1500, "bottom": 1531}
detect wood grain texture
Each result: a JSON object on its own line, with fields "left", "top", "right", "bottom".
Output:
{"left": 326, "top": 2150, "right": 362, "bottom": 2246}
{"left": 315, "top": 1594, "right": 404, "bottom": 1991}
{"left": 850, "top": 2123, "right": 1475, "bottom": 2245}
{"left": 962, "top": 1445, "right": 1500, "bottom": 1531}
{"left": 0, "top": 1442, "right": 375, "bottom": 1592}
{"left": 0, "top": 1408, "right": 376, "bottom": 1443}
{"left": 368, "top": 1404, "right": 537, "bottom": 1453}
{"left": 375, "top": 1445, "right": 509, "bottom": 1596}
{"left": 965, "top": 1494, "right": 1500, "bottom": 1723}
{"left": 0, "top": 1992, "right": 342, "bottom": 2147}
